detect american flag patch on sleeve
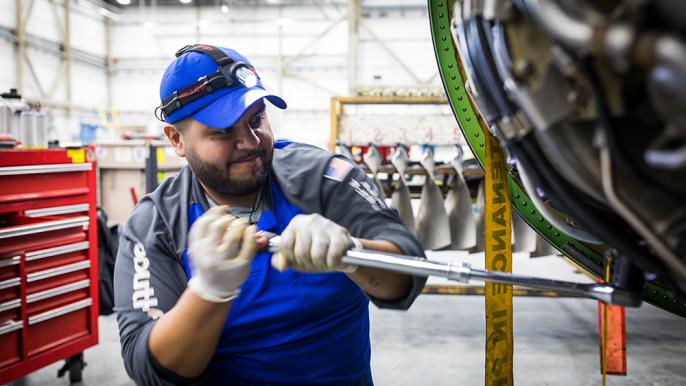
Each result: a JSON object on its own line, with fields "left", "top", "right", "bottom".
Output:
{"left": 324, "top": 157, "right": 354, "bottom": 182}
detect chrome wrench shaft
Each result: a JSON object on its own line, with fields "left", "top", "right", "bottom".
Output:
{"left": 267, "top": 237, "right": 642, "bottom": 307}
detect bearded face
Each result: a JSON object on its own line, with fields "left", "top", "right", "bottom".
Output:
{"left": 184, "top": 139, "right": 272, "bottom": 197}
{"left": 176, "top": 101, "right": 275, "bottom": 199}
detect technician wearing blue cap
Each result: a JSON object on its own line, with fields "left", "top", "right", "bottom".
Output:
{"left": 114, "top": 44, "right": 426, "bottom": 385}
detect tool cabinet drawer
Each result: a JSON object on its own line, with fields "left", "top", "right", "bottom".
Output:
{"left": 26, "top": 298, "right": 92, "bottom": 357}
{"left": 0, "top": 299, "right": 21, "bottom": 330}
{"left": 0, "top": 297, "right": 20, "bottom": 316}
{"left": 0, "top": 297, "right": 22, "bottom": 367}
{"left": 26, "top": 260, "right": 90, "bottom": 296}
{"left": 0, "top": 215, "right": 88, "bottom": 258}
{"left": 26, "top": 277, "right": 90, "bottom": 316}
{"left": 0, "top": 319, "right": 23, "bottom": 368}
{"left": 24, "top": 241, "right": 89, "bottom": 274}
{"left": 0, "top": 255, "right": 20, "bottom": 286}
{"left": 0, "top": 163, "right": 92, "bottom": 204}
{"left": 0, "top": 277, "right": 20, "bottom": 304}
{"left": 23, "top": 203, "right": 90, "bottom": 218}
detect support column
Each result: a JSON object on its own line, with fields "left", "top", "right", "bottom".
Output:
{"left": 15, "top": 0, "right": 25, "bottom": 93}
{"left": 277, "top": 5, "right": 284, "bottom": 94}
{"left": 106, "top": 18, "right": 114, "bottom": 111}
{"left": 195, "top": 6, "right": 201, "bottom": 41}
{"left": 64, "top": 0, "right": 73, "bottom": 120}
{"left": 347, "top": 0, "right": 359, "bottom": 95}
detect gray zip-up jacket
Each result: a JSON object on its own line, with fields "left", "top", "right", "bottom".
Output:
{"left": 114, "top": 142, "right": 426, "bottom": 385}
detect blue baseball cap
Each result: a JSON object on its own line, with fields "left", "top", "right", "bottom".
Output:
{"left": 158, "top": 45, "right": 287, "bottom": 129}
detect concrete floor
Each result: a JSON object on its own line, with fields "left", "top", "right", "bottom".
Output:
{"left": 8, "top": 294, "right": 686, "bottom": 386}
{"left": 371, "top": 296, "right": 686, "bottom": 386}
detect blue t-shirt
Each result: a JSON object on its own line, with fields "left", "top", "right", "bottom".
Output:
{"left": 184, "top": 177, "right": 372, "bottom": 385}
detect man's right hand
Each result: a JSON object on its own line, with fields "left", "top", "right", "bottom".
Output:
{"left": 187, "top": 206, "right": 258, "bottom": 303}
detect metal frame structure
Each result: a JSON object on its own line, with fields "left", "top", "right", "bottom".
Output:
{"left": 6, "top": 0, "right": 115, "bottom": 120}
{"left": 14, "top": 0, "right": 73, "bottom": 117}
{"left": 427, "top": 0, "right": 686, "bottom": 317}
{"left": 329, "top": 95, "right": 448, "bottom": 151}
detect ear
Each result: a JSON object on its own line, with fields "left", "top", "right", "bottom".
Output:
{"left": 163, "top": 124, "right": 186, "bottom": 157}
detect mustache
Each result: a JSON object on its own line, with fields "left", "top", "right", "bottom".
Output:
{"left": 228, "top": 148, "right": 265, "bottom": 164}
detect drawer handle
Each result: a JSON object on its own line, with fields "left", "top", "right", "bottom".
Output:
{"left": 0, "top": 255, "right": 20, "bottom": 267}
{"left": 27, "top": 260, "right": 91, "bottom": 282}
{"left": 0, "top": 277, "right": 20, "bottom": 290}
{"left": 27, "top": 279, "right": 91, "bottom": 303}
{"left": 25, "top": 204, "right": 90, "bottom": 217}
{"left": 0, "top": 320, "right": 23, "bottom": 335}
{"left": 25, "top": 241, "right": 90, "bottom": 262}
{"left": 0, "top": 298, "right": 21, "bottom": 312}
{"left": 0, "top": 163, "right": 92, "bottom": 176}
{"left": 0, "top": 216, "right": 89, "bottom": 239}
{"left": 28, "top": 298, "right": 92, "bottom": 325}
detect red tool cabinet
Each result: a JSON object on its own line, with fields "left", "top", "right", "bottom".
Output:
{"left": 0, "top": 148, "right": 99, "bottom": 384}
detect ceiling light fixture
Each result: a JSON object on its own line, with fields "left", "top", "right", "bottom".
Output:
{"left": 179, "top": 0, "right": 193, "bottom": 4}
{"left": 221, "top": 4, "right": 229, "bottom": 14}
{"left": 116, "top": 0, "right": 131, "bottom": 5}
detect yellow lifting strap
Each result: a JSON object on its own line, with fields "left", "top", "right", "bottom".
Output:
{"left": 484, "top": 132, "right": 514, "bottom": 386}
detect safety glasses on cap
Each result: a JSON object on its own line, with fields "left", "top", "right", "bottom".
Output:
{"left": 155, "top": 44, "right": 260, "bottom": 121}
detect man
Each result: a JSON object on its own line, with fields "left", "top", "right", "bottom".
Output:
{"left": 114, "top": 44, "right": 426, "bottom": 386}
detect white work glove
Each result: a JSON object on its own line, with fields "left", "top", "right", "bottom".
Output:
{"left": 271, "top": 213, "right": 359, "bottom": 273}
{"left": 187, "top": 206, "right": 258, "bottom": 303}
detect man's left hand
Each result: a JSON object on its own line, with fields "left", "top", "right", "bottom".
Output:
{"left": 271, "top": 213, "right": 357, "bottom": 273}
